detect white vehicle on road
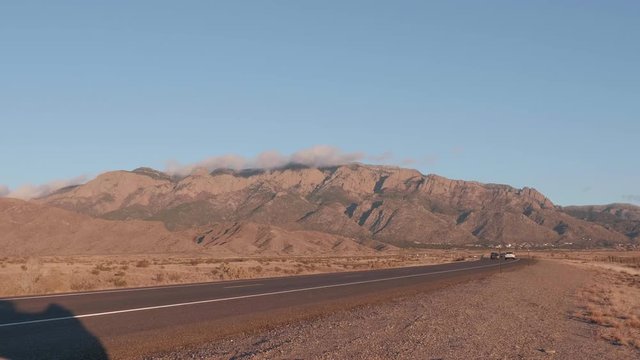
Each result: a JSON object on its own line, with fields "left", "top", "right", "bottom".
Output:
{"left": 504, "top": 252, "right": 516, "bottom": 260}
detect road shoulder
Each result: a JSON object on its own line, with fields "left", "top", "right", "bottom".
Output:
{"left": 150, "top": 260, "right": 638, "bottom": 359}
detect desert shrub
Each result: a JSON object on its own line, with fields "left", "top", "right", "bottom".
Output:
{"left": 70, "top": 280, "right": 96, "bottom": 291}
{"left": 136, "top": 260, "right": 151, "bottom": 268}
{"left": 152, "top": 273, "right": 165, "bottom": 282}
{"left": 114, "top": 271, "right": 126, "bottom": 277}
{"left": 247, "top": 266, "right": 263, "bottom": 275}
{"left": 110, "top": 277, "right": 127, "bottom": 287}
{"left": 95, "top": 263, "right": 112, "bottom": 271}
{"left": 21, "top": 265, "right": 28, "bottom": 271}
{"left": 168, "top": 273, "right": 181, "bottom": 281}
{"left": 90, "top": 268, "right": 100, "bottom": 275}
{"left": 214, "top": 263, "right": 247, "bottom": 279}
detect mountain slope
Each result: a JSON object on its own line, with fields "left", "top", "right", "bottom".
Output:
{"left": 0, "top": 198, "right": 195, "bottom": 256}
{"left": 192, "top": 222, "right": 384, "bottom": 256}
{"left": 563, "top": 204, "right": 640, "bottom": 241}
{"left": 0, "top": 198, "right": 375, "bottom": 256}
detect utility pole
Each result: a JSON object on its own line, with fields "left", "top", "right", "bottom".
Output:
{"left": 498, "top": 243, "right": 503, "bottom": 273}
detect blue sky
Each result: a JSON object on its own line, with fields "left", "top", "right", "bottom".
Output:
{"left": 1, "top": 1, "right": 638, "bottom": 205}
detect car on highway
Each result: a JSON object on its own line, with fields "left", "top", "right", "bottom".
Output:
{"left": 490, "top": 252, "right": 500, "bottom": 260}
{"left": 504, "top": 252, "right": 516, "bottom": 260}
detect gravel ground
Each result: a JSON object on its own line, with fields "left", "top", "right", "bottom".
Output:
{"left": 152, "top": 261, "right": 638, "bottom": 359}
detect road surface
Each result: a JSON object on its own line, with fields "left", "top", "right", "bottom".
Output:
{"left": 0, "top": 258, "right": 522, "bottom": 359}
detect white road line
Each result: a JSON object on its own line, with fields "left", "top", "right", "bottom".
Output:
{"left": 223, "top": 284, "right": 264, "bottom": 289}
{"left": 0, "top": 259, "right": 517, "bottom": 328}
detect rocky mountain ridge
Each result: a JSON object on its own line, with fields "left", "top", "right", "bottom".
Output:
{"left": 37, "top": 163, "right": 631, "bottom": 248}
{"left": 562, "top": 203, "right": 640, "bottom": 241}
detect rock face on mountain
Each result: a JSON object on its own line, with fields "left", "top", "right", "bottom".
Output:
{"left": 563, "top": 204, "right": 640, "bottom": 242}
{"left": 38, "top": 164, "right": 629, "bottom": 248}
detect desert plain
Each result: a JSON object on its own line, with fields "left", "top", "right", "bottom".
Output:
{"left": 2, "top": 250, "right": 639, "bottom": 359}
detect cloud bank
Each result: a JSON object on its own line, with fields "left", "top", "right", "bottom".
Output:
{"left": 1, "top": 146, "right": 436, "bottom": 200}
{"left": 165, "top": 145, "right": 367, "bottom": 177}
{"left": 3, "top": 175, "right": 89, "bottom": 200}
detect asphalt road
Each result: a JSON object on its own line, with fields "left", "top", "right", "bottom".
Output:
{"left": 0, "top": 258, "right": 522, "bottom": 359}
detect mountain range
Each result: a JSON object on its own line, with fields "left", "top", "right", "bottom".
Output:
{"left": 2, "top": 163, "right": 635, "bottom": 256}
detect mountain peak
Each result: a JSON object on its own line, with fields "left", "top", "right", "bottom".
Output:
{"left": 131, "top": 167, "right": 173, "bottom": 181}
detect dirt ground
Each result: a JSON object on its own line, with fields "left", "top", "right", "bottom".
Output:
{"left": 151, "top": 260, "right": 639, "bottom": 360}
{"left": 0, "top": 250, "right": 482, "bottom": 297}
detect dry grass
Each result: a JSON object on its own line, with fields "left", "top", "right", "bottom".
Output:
{"left": 591, "top": 255, "right": 640, "bottom": 269}
{"left": 570, "top": 259, "right": 640, "bottom": 350}
{"left": 533, "top": 250, "right": 640, "bottom": 270}
{"left": 524, "top": 250, "right": 640, "bottom": 350}
{"left": 0, "top": 249, "right": 484, "bottom": 297}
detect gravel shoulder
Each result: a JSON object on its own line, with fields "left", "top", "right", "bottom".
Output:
{"left": 152, "top": 260, "right": 638, "bottom": 359}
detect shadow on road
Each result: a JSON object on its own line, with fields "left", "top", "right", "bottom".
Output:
{"left": 0, "top": 300, "right": 108, "bottom": 359}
